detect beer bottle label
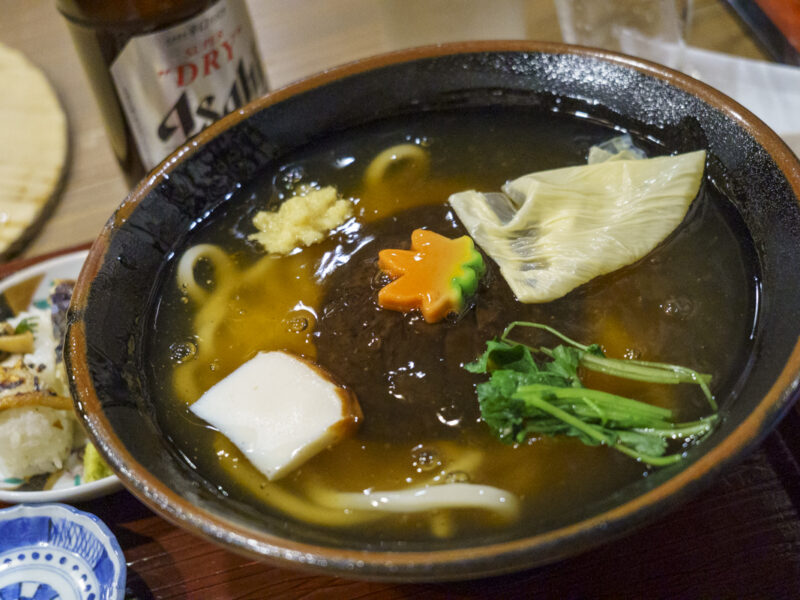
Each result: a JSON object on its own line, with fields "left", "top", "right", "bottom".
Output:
{"left": 110, "top": 0, "right": 267, "bottom": 170}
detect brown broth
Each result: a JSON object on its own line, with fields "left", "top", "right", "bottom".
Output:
{"left": 145, "top": 107, "right": 759, "bottom": 543}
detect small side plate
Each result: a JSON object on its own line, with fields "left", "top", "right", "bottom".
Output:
{"left": 0, "top": 251, "right": 120, "bottom": 504}
{"left": 0, "top": 503, "right": 126, "bottom": 600}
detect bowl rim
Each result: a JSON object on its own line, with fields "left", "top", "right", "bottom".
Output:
{"left": 66, "top": 40, "right": 800, "bottom": 580}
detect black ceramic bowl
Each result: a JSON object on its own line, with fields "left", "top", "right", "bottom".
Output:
{"left": 66, "top": 42, "right": 800, "bottom": 581}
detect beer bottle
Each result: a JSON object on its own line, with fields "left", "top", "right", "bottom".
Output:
{"left": 57, "top": 0, "right": 268, "bottom": 186}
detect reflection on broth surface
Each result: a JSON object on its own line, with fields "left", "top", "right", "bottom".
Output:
{"left": 146, "top": 107, "right": 759, "bottom": 543}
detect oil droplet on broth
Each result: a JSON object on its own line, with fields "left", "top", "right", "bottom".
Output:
{"left": 659, "top": 296, "right": 695, "bottom": 319}
{"left": 411, "top": 444, "right": 441, "bottom": 473}
{"left": 285, "top": 315, "right": 309, "bottom": 333}
{"left": 445, "top": 471, "right": 470, "bottom": 484}
{"left": 169, "top": 339, "right": 198, "bottom": 363}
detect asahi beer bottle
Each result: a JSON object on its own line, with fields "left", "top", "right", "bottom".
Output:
{"left": 57, "top": 0, "right": 268, "bottom": 185}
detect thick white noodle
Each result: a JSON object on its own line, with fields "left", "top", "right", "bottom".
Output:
{"left": 319, "top": 483, "right": 519, "bottom": 518}
{"left": 363, "top": 143, "right": 429, "bottom": 190}
{"left": 175, "top": 243, "right": 234, "bottom": 304}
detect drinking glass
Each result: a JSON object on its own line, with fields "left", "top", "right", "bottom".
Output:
{"left": 555, "top": 0, "right": 694, "bottom": 69}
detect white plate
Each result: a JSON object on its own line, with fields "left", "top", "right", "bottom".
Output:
{"left": 0, "top": 250, "right": 121, "bottom": 504}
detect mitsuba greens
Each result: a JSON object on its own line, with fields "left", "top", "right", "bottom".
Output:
{"left": 467, "top": 322, "right": 718, "bottom": 466}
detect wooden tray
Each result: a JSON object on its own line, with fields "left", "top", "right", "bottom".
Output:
{"left": 1, "top": 245, "right": 799, "bottom": 598}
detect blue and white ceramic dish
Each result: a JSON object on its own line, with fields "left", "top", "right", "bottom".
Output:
{"left": 0, "top": 503, "right": 125, "bottom": 600}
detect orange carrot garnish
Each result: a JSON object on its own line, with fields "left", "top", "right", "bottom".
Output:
{"left": 377, "top": 229, "right": 485, "bottom": 323}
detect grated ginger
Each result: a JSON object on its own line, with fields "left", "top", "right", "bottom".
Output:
{"left": 249, "top": 186, "right": 353, "bottom": 255}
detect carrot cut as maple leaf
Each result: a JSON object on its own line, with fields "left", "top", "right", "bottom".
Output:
{"left": 377, "top": 229, "right": 485, "bottom": 323}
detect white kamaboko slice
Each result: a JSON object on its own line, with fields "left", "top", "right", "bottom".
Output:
{"left": 190, "top": 350, "right": 362, "bottom": 481}
{"left": 325, "top": 483, "right": 519, "bottom": 518}
{"left": 449, "top": 144, "right": 706, "bottom": 303}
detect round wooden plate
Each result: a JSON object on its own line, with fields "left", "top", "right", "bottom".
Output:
{"left": 0, "top": 42, "right": 69, "bottom": 260}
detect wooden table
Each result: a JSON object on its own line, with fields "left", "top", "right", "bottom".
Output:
{"left": 2, "top": 1, "right": 799, "bottom": 598}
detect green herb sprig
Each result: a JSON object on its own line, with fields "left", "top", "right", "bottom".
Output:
{"left": 466, "top": 321, "right": 718, "bottom": 466}
{"left": 13, "top": 316, "right": 38, "bottom": 335}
